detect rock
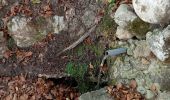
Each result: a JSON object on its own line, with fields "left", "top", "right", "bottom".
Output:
{"left": 0, "top": 31, "right": 7, "bottom": 58}
{"left": 146, "top": 25, "right": 170, "bottom": 61}
{"left": 114, "top": 4, "right": 150, "bottom": 39}
{"left": 79, "top": 88, "right": 113, "bottom": 100}
{"left": 137, "top": 86, "right": 146, "bottom": 95}
{"left": 157, "top": 92, "right": 170, "bottom": 100}
{"left": 109, "top": 39, "right": 170, "bottom": 99}
{"left": 145, "top": 90, "right": 155, "bottom": 100}
{"left": 133, "top": 0, "right": 170, "bottom": 24}
{"left": 127, "top": 18, "right": 150, "bottom": 39}
{"left": 52, "top": 15, "right": 67, "bottom": 34}
{"left": 115, "top": 26, "right": 134, "bottom": 40}
{"left": 133, "top": 40, "right": 151, "bottom": 58}
{"left": 114, "top": 4, "right": 137, "bottom": 28}
{"left": 7, "top": 16, "right": 66, "bottom": 47}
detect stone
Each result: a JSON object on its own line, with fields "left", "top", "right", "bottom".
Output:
{"left": 157, "top": 92, "right": 170, "bottom": 100}
{"left": 7, "top": 16, "right": 66, "bottom": 47}
{"left": 0, "top": 31, "right": 7, "bottom": 59}
{"left": 52, "top": 15, "right": 67, "bottom": 34}
{"left": 79, "top": 88, "right": 113, "bottom": 100}
{"left": 115, "top": 26, "right": 134, "bottom": 40}
{"left": 132, "top": 0, "right": 170, "bottom": 24}
{"left": 133, "top": 40, "right": 151, "bottom": 58}
{"left": 145, "top": 90, "right": 155, "bottom": 100}
{"left": 146, "top": 25, "right": 170, "bottom": 61}
{"left": 109, "top": 39, "right": 170, "bottom": 99}
{"left": 114, "top": 4, "right": 137, "bottom": 28}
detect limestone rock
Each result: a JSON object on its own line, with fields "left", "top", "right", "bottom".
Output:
{"left": 133, "top": 0, "right": 170, "bottom": 24}
{"left": 114, "top": 4, "right": 137, "bottom": 28}
{"left": 79, "top": 88, "right": 113, "bottom": 100}
{"left": 157, "top": 92, "right": 170, "bottom": 100}
{"left": 146, "top": 25, "right": 170, "bottom": 61}
{"left": 115, "top": 26, "right": 134, "bottom": 40}
{"left": 109, "top": 40, "right": 170, "bottom": 99}
{"left": 133, "top": 40, "right": 151, "bottom": 58}
{"left": 145, "top": 90, "right": 155, "bottom": 100}
{"left": 7, "top": 16, "right": 66, "bottom": 47}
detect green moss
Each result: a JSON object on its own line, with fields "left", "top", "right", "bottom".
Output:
{"left": 66, "top": 62, "right": 90, "bottom": 93}
{"left": 99, "top": 12, "right": 117, "bottom": 35}
{"left": 7, "top": 37, "right": 16, "bottom": 50}
{"left": 76, "top": 43, "right": 104, "bottom": 57}
{"left": 128, "top": 18, "right": 150, "bottom": 39}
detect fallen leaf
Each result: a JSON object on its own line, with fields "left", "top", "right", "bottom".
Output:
{"left": 116, "top": 83, "right": 122, "bottom": 90}
{"left": 24, "top": 51, "right": 33, "bottom": 57}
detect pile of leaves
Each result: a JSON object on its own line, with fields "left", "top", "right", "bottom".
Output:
{"left": 0, "top": 75, "right": 80, "bottom": 100}
{"left": 107, "top": 80, "right": 145, "bottom": 100}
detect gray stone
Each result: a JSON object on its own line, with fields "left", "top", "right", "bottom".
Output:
{"left": 109, "top": 39, "right": 170, "bottom": 99}
{"left": 133, "top": 0, "right": 170, "bottom": 24}
{"left": 0, "top": 31, "right": 7, "bottom": 59}
{"left": 79, "top": 88, "right": 113, "bottom": 100}
{"left": 145, "top": 90, "right": 155, "bottom": 100}
{"left": 115, "top": 26, "right": 134, "bottom": 40}
{"left": 157, "top": 92, "right": 170, "bottom": 100}
{"left": 7, "top": 16, "right": 66, "bottom": 47}
{"left": 146, "top": 25, "right": 170, "bottom": 61}
{"left": 133, "top": 40, "right": 151, "bottom": 58}
{"left": 114, "top": 4, "right": 137, "bottom": 28}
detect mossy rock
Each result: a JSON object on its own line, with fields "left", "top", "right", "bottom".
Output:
{"left": 128, "top": 18, "right": 150, "bottom": 39}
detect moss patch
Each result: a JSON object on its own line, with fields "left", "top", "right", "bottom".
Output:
{"left": 128, "top": 18, "right": 150, "bottom": 39}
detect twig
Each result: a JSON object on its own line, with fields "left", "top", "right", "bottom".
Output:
{"left": 57, "top": 25, "right": 97, "bottom": 56}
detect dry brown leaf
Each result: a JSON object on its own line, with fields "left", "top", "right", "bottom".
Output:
{"left": 116, "top": 83, "right": 122, "bottom": 90}
{"left": 24, "top": 51, "right": 33, "bottom": 57}
{"left": 19, "top": 94, "right": 29, "bottom": 100}
{"left": 3, "top": 50, "right": 13, "bottom": 59}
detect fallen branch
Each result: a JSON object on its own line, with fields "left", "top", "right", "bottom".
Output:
{"left": 57, "top": 25, "right": 97, "bottom": 56}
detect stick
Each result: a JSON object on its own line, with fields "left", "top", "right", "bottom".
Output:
{"left": 57, "top": 25, "right": 97, "bottom": 56}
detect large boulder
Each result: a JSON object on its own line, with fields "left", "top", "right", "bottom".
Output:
{"left": 146, "top": 25, "right": 170, "bottom": 61}
{"left": 7, "top": 16, "right": 67, "bottom": 47}
{"left": 133, "top": 0, "right": 170, "bottom": 24}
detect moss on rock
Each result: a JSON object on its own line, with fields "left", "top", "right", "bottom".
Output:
{"left": 127, "top": 18, "right": 150, "bottom": 39}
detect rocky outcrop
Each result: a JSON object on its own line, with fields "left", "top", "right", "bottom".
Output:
{"left": 7, "top": 16, "right": 67, "bottom": 47}
{"left": 109, "top": 40, "right": 170, "bottom": 99}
